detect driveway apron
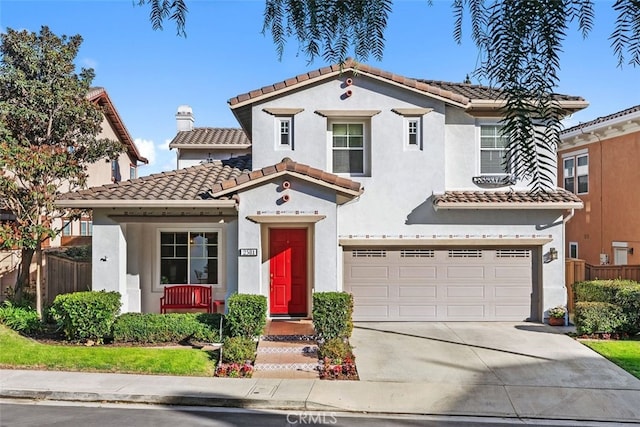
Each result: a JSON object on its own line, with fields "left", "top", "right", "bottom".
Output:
{"left": 350, "top": 322, "right": 640, "bottom": 389}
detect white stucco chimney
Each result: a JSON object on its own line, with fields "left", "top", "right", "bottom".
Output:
{"left": 176, "top": 105, "right": 194, "bottom": 132}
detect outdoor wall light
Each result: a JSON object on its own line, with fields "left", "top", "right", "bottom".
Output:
{"left": 549, "top": 247, "right": 558, "bottom": 261}
{"left": 629, "top": 247, "right": 634, "bottom": 255}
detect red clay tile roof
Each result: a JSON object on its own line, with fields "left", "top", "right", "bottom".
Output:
{"left": 87, "top": 87, "right": 148, "bottom": 164}
{"left": 561, "top": 104, "right": 640, "bottom": 134}
{"left": 169, "top": 128, "right": 251, "bottom": 148}
{"left": 228, "top": 58, "right": 470, "bottom": 107}
{"left": 433, "top": 189, "right": 582, "bottom": 207}
{"left": 58, "top": 156, "right": 252, "bottom": 202}
{"left": 416, "top": 80, "right": 584, "bottom": 103}
{"left": 228, "top": 58, "right": 585, "bottom": 108}
{"left": 210, "top": 157, "right": 362, "bottom": 197}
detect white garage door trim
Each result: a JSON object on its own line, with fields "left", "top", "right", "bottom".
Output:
{"left": 343, "top": 247, "right": 536, "bottom": 322}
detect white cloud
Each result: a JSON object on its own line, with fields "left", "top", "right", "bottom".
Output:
{"left": 81, "top": 57, "right": 98, "bottom": 70}
{"left": 134, "top": 138, "right": 156, "bottom": 165}
{"left": 159, "top": 138, "right": 172, "bottom": 151}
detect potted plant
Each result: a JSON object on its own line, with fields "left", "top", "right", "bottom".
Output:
{"left": 547, "top": 305, "right": 567, "bottom": 326}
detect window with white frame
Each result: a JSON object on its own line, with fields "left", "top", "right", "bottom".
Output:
{"left": 159, "top": 231, "right": 219, "bottom": 285}
{"left": 80, "top": 219, "right": 92, "bottom": 236}
{"left": 480, "top": 125, "right": 509, "bottom": 174}
{"left": 569, "top": 242, "right": 578, "bottom": 259}
{"left": 331, "top": 122, "right": 365, "bottom": 174}
{"left": 406, "top": 118, "right": 420, "bottom": 149}
{"left": 130, "top": 165, "right": 137, "bottom": 180}
{"left": 62, "top": 221, "right": 72, "bottom": 236}
{"left": 277, "top": 117, "right": 292, "bottom": 148}
{"left": 563, "top": 153, "right": 588, "bottom": 194}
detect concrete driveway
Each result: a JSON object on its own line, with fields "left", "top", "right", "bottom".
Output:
{"left": 351, "top": 322, "right": 640, "bottom": 389}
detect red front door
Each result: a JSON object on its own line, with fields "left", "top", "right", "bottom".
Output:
{"left": 269, "top": 228, "right": 307, "bottom": 316}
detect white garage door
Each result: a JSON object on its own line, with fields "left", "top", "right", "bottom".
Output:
{"left": 343, "top": 248, "right": 534, "bottom": 321}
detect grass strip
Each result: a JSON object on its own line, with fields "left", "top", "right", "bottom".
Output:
{"left": 582, "top": 339, "right": 640, "bottom": 379}
{"left": 0, "top": 326, "right": 215, "bottom": 376}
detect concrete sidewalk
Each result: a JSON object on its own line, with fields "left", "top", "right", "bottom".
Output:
{"left": 2, "top": 369, "right": 640, "bottom": 423}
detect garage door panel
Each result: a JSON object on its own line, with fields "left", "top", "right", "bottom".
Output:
{"left": 349, "top": 266, "right": 390, "bottom": 279}
{"left": 446, "top": 266, "right": 485, "bottom": 279}
{"left": 344, "top": 248, "right": 534, "bottom": 322}
{"left": 446, "top": 285, "right": 484, "bottom": 298}
{"left": 398, "top": 266, "right": 437, "bottom": 279}
{"left": 399, "top": 305, "right": 437, "bottom": 318}
{"left": 398, "top": 285, "right": 436, "bottom": 298}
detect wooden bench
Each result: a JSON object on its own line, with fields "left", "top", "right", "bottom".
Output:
{"left": 160, "top": 285, "right": 213, "bottom": 314}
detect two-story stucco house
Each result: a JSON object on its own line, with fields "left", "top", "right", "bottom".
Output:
{"left": 57, "top": 60, "right": 587, "bottom": 322}
{"left": 559, "top": 105, "right": 640, "bottom": 266}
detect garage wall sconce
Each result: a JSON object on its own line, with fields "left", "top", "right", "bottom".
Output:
{"left": 628, "top": 247, "right": 634, "bottom": 255}
{"left": 549, "top": 247, "right": 558, "bottom": 261}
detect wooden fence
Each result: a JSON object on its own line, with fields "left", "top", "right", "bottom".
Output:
{"left": 565, "top": 258, "right": 640, "bottom": 318}
{"left": 46, "top": 254, "right": 91, "bottom": 304}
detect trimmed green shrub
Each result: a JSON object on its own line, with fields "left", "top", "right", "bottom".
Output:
{"left": 0, "top": 301, "right": 41, "bottom": 335}
{"left": 574, "top": 302, "right": 625, "bottom": 335}
{"left": 312, "top": 292, "right": 353, "bottom": 339}
{"left": 318, "top": 337, "right": 353, "bottom": 361}
{"left": 50, "top": 291, "right": 121, "bottom": 343}
{"left": 112, "top": 312, "right": 224, "bottom": 344}
{"left": 221, "top": 336, "right": 256, "bottom": 363}
{"left": 574, "top": 279, "right": 640, "bottom": 334}
{"left": 226, "top": 294, "right": 267, "bottom": 338}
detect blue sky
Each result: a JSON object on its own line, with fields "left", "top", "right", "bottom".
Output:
{"left": 2, "top": 0, "right": 639, "bottom": 175}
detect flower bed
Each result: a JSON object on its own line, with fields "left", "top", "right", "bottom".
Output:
{"left": 215, "top": 361, "right": 254, "bottom": 378}
{"left": 318, "top": 354, "right": 359, "bottom": 380}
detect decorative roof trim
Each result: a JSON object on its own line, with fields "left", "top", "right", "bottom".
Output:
{"left": 391, "top": 108, "right": 434, "bottom": 116}
{"left": 339, "top": 238, "right": 553, "bottom": 246}
{"left": 247, "top": 214, "right": 326, "bottom": 224}
{"left": 169, "top": 143, "right": 252, "bottom": 150}
{"left": 262, "top": 108, "right": 305, "bottom": 116}
{"left": 314, "top": 110, "right": 381, "bottom": 118}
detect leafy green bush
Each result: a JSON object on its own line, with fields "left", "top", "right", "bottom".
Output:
{"left": 574, "top": 302, "right": 625, "bottom": 335}
{"left": 221, "top": 336, "right": 256, "bottom": 363}
{"left": 318, "top": 337, "right": 353, "bottom": 362}
{"left": 226, "top": 294, "right": 267, "bottom": 338}
{"left": 50, "top": 291, "right": 121, "bottom": 343}
{"left": 574, "top": 280, "right": 640, "bottom": 334}
{"left": 62, "top": 245, "right": 92, "bottom": 261}
{"left": 312, "top": 292, "right": 353, "bottom": 339}
{"left": 113, "top": 312, "right": 224, "bottom": 344}
{"left": 0, "top": 301, "right": 41, "bottom": 335}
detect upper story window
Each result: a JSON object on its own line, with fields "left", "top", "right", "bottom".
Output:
{"left": 331, "top": 122, "right": 365, "bottom": 175}
{"left": 80, "top": 219, "right": 92, "bottom": 236}
{"left": 278, "top": 117, "right": 292, "bottom": 147}
{"left": 480, "top": 125, "right": 509, "bottom": 174}
{"left": 563, "top": 152, "right": 588, "bottom": 194}
{"left": 62, "top": 221, "right": 72, "bottom": 236}
{"left": 406, "top": 118, "right": 421, "bottom": 149}
{"left": 130, "top": 165, "right": 137, "bottom": 180}
{"left": 111, "top": 159, "right": 121, "bottom": 183}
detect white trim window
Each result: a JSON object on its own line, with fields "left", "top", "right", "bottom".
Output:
{"left": 80, "top": 219, "right": 92, "bottom": 236}
{"left": 569, "top": 242, "right": 578, "bottom": 259}
{"left": 62, "top": 221, "right": 72, "bottom": 236}
{"left": 277, "top": 117, "right": 293, "bottom": 149}
{"left": 406, "top": 118, "right": 421, "bottom": 149}
{"left": 480, "top": 124, "right": 509, "bottom": 174}
{"left": 331, "top": 122, "right": 365, "bottom": 174}
{"left": 159, "top": 231, "right": 219, "bottom": 285}
{"left": 563, "top": 153, "right": 588, "bottom": 194}
{"left": 130, "top": 165, "right": 137, "bottom": 180}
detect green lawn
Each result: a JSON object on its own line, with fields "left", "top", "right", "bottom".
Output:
{"left": 582, "top": 340, "right": 640, "bottom": 379}
{"left": 0, "top": 326, "right": 216, "bottom": 376}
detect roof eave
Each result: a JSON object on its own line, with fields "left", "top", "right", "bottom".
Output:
{"left": 434, "top": 201, "right": 583, "bottom": 210}
{"left": 168, "top": 143, "right": 252, "bottom": 150}
{"left": 561, "top": 109, "right": 640, "bottom": 140}
{"left": 55, "top": 199, "right": 238, "bottom": 209}
{"left": 468, "top": 99, "right": 589, "bottom": 115}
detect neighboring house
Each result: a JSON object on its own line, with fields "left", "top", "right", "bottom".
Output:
{"left": 169, "top": 105, "right": 251, "bottom": 169}
{"left": 57, "top": 60, "right": 587, "bottom": 322}
{"left": 1, "top": 87, "right": 147, "bottom": 298}
{"left": 559, "top": 105, "right": 640, "bottom": 266}
{"left": 49, "top": 87, "right": 148, "bottom": 248}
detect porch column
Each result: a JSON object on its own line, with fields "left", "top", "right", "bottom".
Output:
{"left": 92, "top": 211, "right": 129, "bottom": 311}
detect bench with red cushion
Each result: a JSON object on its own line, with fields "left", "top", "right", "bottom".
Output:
{"left": 160, "top": 285, "right": 212, "bottom": 313}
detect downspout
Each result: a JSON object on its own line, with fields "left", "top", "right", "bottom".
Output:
{"left": 561, "top": 208, "right": 576, "bottom": 326}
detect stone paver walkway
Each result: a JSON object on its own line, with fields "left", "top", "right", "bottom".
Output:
{"left": 253, "top": 320, "right": 319, "bottom": 379}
